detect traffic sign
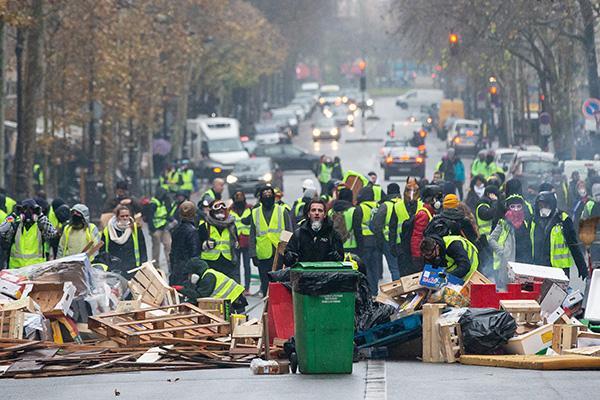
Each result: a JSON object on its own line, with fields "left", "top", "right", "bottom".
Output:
{"left": 539, "top": 112, "right": 551, "bottom": 125}
{"left": 582, "top": 98, "right": 600, "bottom": 119}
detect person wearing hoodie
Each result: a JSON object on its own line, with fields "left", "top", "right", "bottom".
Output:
{"left": 248, "top": 185, "right": 293, "bottom": 296}
{"left": 58, "top": 204, "right": 101, "bottom": 258}
{"left": 465, "top": 174, "right": 486, "bottom": 213}
{"left": 489, "top": 195, "right": 532, "bottom": 288}
{"left": 531, "top": 191, "right": 587, "bottom": 280}
{"left": 329, "top": 187, "right": 357, "bottom": 253}
{"left": 229, "top": 191, "right": 253, "bottom": 293}
{"left": 352, "top": 186, "right": 380, "bottom": 294}
{"left": 284, "top": 199, "right": 344, "bottom": 265}
{"left": 420, "top": 234, "right": 478, "bottom": 281}
{"left": 580, "top": 183, "right": 600, "bottom": 268}
{"left": 475, "top": 185, "right": 502, "bottom": 237}
{"left": 198, "top": 200, "right": 239, "bottom": 282}
{"left": 180, "top": 258, "right": 248, "bottom": 313}
{"left": 169, "top": 201, "right": 201, "bottom": 286}
{"left": 426, "top": 194, "right": 479, "bottom": 244}
{"left": 372, "top": 183, "right": 403, "bottom": 280}
{"left": 504, "top": 178, "right": 534, "bottom": 221}
{"left": 471, "top": 150, "right": 487, "bottom": 179}
{"left": 410, "top": 185, "right": 443, "bottom": 268}
{"left": 99, "top": 204, "right": 147, "bottom": 278}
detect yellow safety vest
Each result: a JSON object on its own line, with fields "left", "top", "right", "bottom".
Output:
{"left": 359, "top": 201, "right": 376, "bottom": 236}
{"left": 180, "top": 169, "right": 194, "bottom": 192}
{"left": 372, "top": 185, "right": 383, "bottom": 202}
{"left": 167, "top": 170, "right": 180, "bottom": 191}
{"left": 443, "top": 235, "right": 478, "bottom": 281}
{"left": 200, "top": 223, "right": 232, "bottom": 261}
{"left": 343, "top": 207, "right": 357, "bottom": 249}
{"left": 151, "top": 198, "right": 168, "bottom": 229}
{"left": 492, "top": 219, "right": 511, "bottom": 271}
{"left": 9, "top": 223, "right": 45, "bottom": 269}
{"left": 0, "top": 196, "right": 16, "bottom": 223}
{"left": 252, "top": 204, "right": 284, "bottom": 260}
{"left": 382, "top": 198, "right": 403, "bottom": 241}
{"left": 202, "top": 268, "right": 244, "bottom": 301}
{"left": 530, "top": 212, "right": 574, "bottom": 269}
{"left": 230, "top": 208, "right": 251, "bottom": 236}
{"left": 103, "top": 224, "right": 141, "bottom": 266}
{"left": 319, "top": 163, "right": 333, "bottom": 184}
{"left": 476, "top": 203, "right": 492, "bottom": 236}
{"left": 62, "top": 224, "right": 98, "bottom": 257}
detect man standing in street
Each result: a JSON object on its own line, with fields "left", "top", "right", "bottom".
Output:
{"left": 353, "top": 187, "right": 380, "bottom": 294}
{"left": 248, "top": 186, "right": 292, "bottom": 296}
{"left": 367, "top": 171, "right": 384, "bottom": 203}
{"left": 229, "top": 191, "right": 253, "bottom": 294}
{"left": 372, "top": 183, "right": 403, "bottom": 281}
{"left": 471, "top": 150, "right": 487, "bottom": 180}
{"left": 145, "top": 187, "right": 174, "bottom": 273}
{"left": 316, "top": 156, "right": 333, "bottom": 195}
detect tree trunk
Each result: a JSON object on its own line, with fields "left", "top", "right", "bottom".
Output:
{"left": 0, "top": 20, "right": 5, "bottom": 189}
{"left": 16, "top": 0, "right": 44, "bottom": 199}
{"left": 578, "top": 0, "right": 600, "bottom": 99}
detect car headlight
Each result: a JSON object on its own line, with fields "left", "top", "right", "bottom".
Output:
{"left": 212, "top": 167, "right": 222, "bottom": 174}
{"left": 312, "top": 129, "right": 321, "bottom": 137}
{"left": 261, "top": 173, "right": 272, "bottom": 182}
{"left": 347, "top": 115, "right": 354, "bottom": 122}
{"left": 226, "top": 175, "right": 238, "bottom": 184}
{"left": 366, "top": 99, "right": 374, "bottom": 106}
{"left": 319, "top": 97, "right": 325, "bottom": 104}
{"left": 331, "top": 127, "right": 339, "bottom": 136}
{"left": 342, "top": 96, "right": 348, "bottom": 103}
{"left": 349, "top": 103, "right": 357, "bottom": 111}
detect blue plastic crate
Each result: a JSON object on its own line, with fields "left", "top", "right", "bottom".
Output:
{"left": 354, "top": 312, "right": 423, "bottom": 349}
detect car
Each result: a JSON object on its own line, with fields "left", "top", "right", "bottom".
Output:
{"left": 446, "top": 119, "right": 481, "bottom": 146}
{"left": 252, "top": 121, "right": 292, "bottom": 145}
{"left": 253, "top": 144, "right": 320, "bottom": 171}
{"left": 508, "top": 151, "right": 558, "bottom": 191}
{"left": 327, "top": 104, "right": 353, "bottom": 126}
{"left": 381, "top": 142, "right": 425, "bottom": 180}
{"left": 395, "top": 89, "right": 443, "bottom": 109}
{"left": 285, "top": 103, "right": 306, "bottom": 121}
{"left": 312, "top": 117, "right": 341, "bottom": 141}
{"left": 226, "top": 157, "right": 283, "bottom": 195}
{"left": 318, "top": 84, "right": 342, "bottom": 106}
{"left": 448, "top": 127, "right": 481, "bottom": 155}
{"left": 380, "top": 138, "right": 412, "bottom": 164}
{"left": 494, "top": 148, "right": 518, "bottom": 172}
{"left": 270, "top": 108, "right": 299, "bottom": 135}
{"left": 560, "top": 160, "right": 600, "bottom": 181}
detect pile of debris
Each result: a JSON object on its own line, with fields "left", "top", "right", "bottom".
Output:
{"left": 0, "top": 255, "right": 274, "bottom": 378}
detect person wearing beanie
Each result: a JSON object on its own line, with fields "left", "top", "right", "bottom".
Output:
{"left": 329, "top": 187, "right": 358, "bottom": 253}
{"left": 475, "top": 185, "right": 502, "bottom": 238}
{"left": 465, "top": 174, "right": 487, "bottom": 213}
{"left": 169, "top": 201, "right": 201, "bottom": 285}
{"left": 504, "top": 178, "right": 533, "bottom": 221}
{"left": 371, "top": 183, "right": 403, "bottom": 281}
{"left": 443, "top": 194, "right": 460, "bottom": 209}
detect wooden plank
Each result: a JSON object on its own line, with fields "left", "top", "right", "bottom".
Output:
{"left": 563, "top": 346, "right": 600, "bottom": 357}
{"left": 459, "top": 354, "right": 600, "bottom": 370}
{"left": 422, "top": 304, "right": 445, "bottom": 363}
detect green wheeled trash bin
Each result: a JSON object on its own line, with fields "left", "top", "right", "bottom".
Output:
{"left": 290, "top": 262, "right": 358, "bottom": 374}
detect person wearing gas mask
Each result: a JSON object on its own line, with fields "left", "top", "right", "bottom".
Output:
{"left": 530, "top": 191, "right": 587, "bottom": 280}
{"left": 420, "top": 234, "right": 479, "bottom": 281}
{"left": 99, "top": 204, "right": 147, "bottom": 279}
{"left": 58, "top": 204, "right": 101, "bottom": 258}
{"left": 249, "top": 186, "right": 292, "bottom": 296}
{"left": 580, "top": 183, "right": 600, "bottom": 269}
{"left": 284, "top": 199, "right": 343, "bottom": 265}
{"left": 489, "top": 195, "right": 532, "bottom": 288}
{"left": 198, "top": 200, "right": 239, "bottom": 282}
{"left": 465, "top": 174, "right": 486, "bottom": 213}
{"left": 0, "top": 199, "right": 58, "bottom": 269}
{"left": 410, "top": 185, "right": 443, "bottom": 268}
{"left": 475, "top": 185, "right": 502, "bottom": 238}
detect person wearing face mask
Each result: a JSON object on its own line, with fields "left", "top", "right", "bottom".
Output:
{"left": 410, "top": 185, "right": 443, "bottom": 269}
{"left": 199, "top": 200, "right": 239, "bottom": 282}
{"left": 530, "top": 191, "right": 587, "bottom": 280}
{"left": 57, "top": 204, "right": 101, "bottom": 258}
{"left": 504, "top": 178, "right": 534, "bottom": 222}
{"left": 229, "top": 191, "right": 253, "bottom": 294}
{"left": 0, "top": 199, "right": 58, "bottom": 269}
{"left": 249, "top": 186, "right": 292, "bottom": 296}
{"left": 420, "top": 234, "right": 479, "bottom": 281}
{"left": 99, "top": 205, "right": 147, "bottom": 279}
{"left": 284, "top": 199, "right": 343, "bottom": 266}
{"left": 580, "top": 183, "right": 600, "bottom": 269}
{"left": 471, "top": 150, "right": 487, "bottom": 179}
{"left": 352, "top": 187, "right": 380, "bottom": 294}
{"left": 465, "top": 175, "right": 486, "bottom": 213}
{"left": 489, "top": 195, "right": 532, "bottom": 288}
{"left": 475, "top": 185, "right": 502, "bottom": 237}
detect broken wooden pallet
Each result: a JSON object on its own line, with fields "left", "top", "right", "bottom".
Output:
{"left": 128, "top": 262, "right": 179, "bottom": 306}
{"left": 0, "top": 310, "right": 24, "bottom": 340}
{"left": 88, "top": 303, "right": 230, "bottom": 346}
{"left": 459, "top": 354, "right": 600, "bottom": 370}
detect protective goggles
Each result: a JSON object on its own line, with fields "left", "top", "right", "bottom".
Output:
{"left": 211, "top": 202, "right": 227, "bottom": 211}
{"left": 508, "top": 203, "right": 523, "bottom": 211}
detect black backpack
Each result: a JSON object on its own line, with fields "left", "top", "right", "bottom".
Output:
{"left": 423, "top": 215, "right": 454, "bottom": 238}
{"left": 398, "top": 215, "right": 416, "bottom": 259}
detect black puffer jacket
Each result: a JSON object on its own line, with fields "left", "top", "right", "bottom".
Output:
{"left": 169, "top": 220, "right": 201, "bottom": 285}
{"left": 284, "top": 218, "right": 344, "bottom": 265}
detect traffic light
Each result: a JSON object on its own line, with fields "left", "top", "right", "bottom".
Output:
{"left": 449, "top": 33, "right": 459, "bottom": 56}
{"left": 360, "top": 75, "right": 367, "bottom": 91}
{"left": 358, "top": 59, "right": 367, "bottom": 72}
{"left": 489, "top": 85, "right": 499, "bottom": 106}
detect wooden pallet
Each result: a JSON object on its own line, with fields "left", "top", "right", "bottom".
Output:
{"left": 128, "top": 262, "right": 179, "bottom": 306}
{"left": 459, "top": 354, "right": 600, "bottom": 370}
{"left": 0, "top": 310, "right": 24, "bottom": 340}
{"left": 500, "top": 300, "right": 541, "bottom": 325}
{"left": 439, "top": 322, "right": 463, "bottom": 363}
{"left": 88, "top": 303, "right": 230, "bottom": 346}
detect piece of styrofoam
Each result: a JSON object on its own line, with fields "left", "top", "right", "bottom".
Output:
{"left": 507, "top": 262, "right": 570, "bottom": 287}
{"left": 584, "top": 269, "right": 600, "bottom": 323}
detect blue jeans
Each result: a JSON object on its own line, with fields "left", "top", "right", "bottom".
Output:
{"left": 383, "top": 241, "right": 400, "bottom": 281}
{"left": 360, "top": 246, "right": 380, "bottom": 295}
{"left": 236, "top": 247, "right": 251, "bottom": 289}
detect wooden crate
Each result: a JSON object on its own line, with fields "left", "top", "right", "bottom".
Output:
{"left": 0, "top": 310, "right": 24, "bottom": 339}
{"left": 460, "top": 270, "right": 492, "bottom": 298}
{"left": 422, "top": 303, "right": 445, "bottom": 363}
{"left": 500, "top": 300, "right": 541, "bottom": 325}
{"left": 552, "top": 324, "right": 580, "bottom": 354}
{"left": 439, "top": 322, "right": 463, "bottom": 363}
{"left": 128, "top": 262, "right": 178, "bottom": 306}
{"left": 380, "top": 273, "right": 424, "bottom": 298}
{"left": 88, "top": 303, "right": 230, "bottom": 346}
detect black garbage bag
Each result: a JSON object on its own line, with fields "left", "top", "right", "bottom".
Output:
{"left": 268, "top": 268, "right": 292, "bottom": 290}
{"left": 355, "top": 274, "right": 395, "bottom": 331}
{"left": 459, "top": 308, "right": 517, "bottom": 354}
{"left": 290, "top": 270, "right": 358, "bottom": 295}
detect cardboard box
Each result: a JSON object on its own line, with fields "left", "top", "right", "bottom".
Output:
{"left": 0, "top": 271, "right": 27, "bottom": 299}
{"left": 419, "top": 265, "right": 464, "bottom": 289}
{"left": 504, "top": 323, "right": 553, "bottom": 355}
{"left": 539, "top": 283, "right": 567, "bottom": 322}
{"left": 507, "top": 262, "right": 569, "bottom": 288}
{"left": 22, "top": 282, "right": 76, "bottom": 317}
{"left": 380, "top": 273, "right": 425, "bottom": 297}
{"left": 250, "top": 359, "right": 289, "bottom": 375}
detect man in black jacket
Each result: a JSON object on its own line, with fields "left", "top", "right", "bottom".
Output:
{"left": 284, "top": 199, "right": 344, "bottom": 265}
{"left": 169, "top": 201, "right": 200, "bottom": 285}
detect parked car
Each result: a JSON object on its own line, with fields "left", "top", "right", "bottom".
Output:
{"left": 252, "top": 121, "right": 292, "bottom": 145}
{"left": 270, "top": 108, "right": 299, "bottom": 135}
{"left": 508, "top": 151, "right": 557, "bottom": 191}
{"left": 253, "top": 144, "right": 320, "bottom": 171}
{"left": 381, "top": 142, "right": 426, "bottom": 180}
{"left": 226, "top": 157, "right": 283, "bottom": 194}
{"left": 312, "top": 117, "right": 341, "bottom": 142}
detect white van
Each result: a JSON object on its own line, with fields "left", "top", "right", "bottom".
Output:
{"left": 395, "top": 89, "right": 444, "bottom": 110}
{"left": 561, "top": 160, "right": 600, "bottom": 181}
{"left": 187, "top": 117, "right": 249, "bottom": 178}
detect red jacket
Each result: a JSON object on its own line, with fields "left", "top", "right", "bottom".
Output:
{"left": 410, "top": 203, "right": 435, "bottom": 257}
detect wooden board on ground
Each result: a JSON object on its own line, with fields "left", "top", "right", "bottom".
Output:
{"left": 563, "top": 345, "right": 600, "bottom": 357}
{"left": 459, "top": 354, "right": 600, "bottom": 370}
{"left": 552, "top": 324, "right": 580, "bottom": 354}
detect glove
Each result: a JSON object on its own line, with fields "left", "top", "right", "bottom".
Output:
{"left": 190, "top": 273, "right": 200, "bottom": 284}
{"left": 284, "top": 251, "right": 299, "bottom": 266}
{"left": 207, "top": 239, "right": 216, "bottom": 249}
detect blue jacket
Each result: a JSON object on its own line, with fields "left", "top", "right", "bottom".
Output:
{"left": 454, "top": 159, "right": 465, "bottom": 182}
